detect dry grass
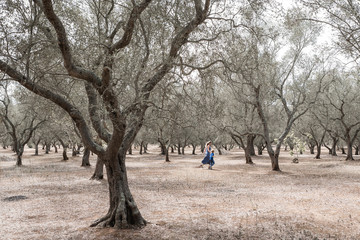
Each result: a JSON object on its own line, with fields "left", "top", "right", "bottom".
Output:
{"left": 1, "top": 146, "right": 360, "bottom": 240}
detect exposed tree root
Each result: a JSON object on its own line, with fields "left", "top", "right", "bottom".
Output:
{"left": 90, "top": 199, "right": 146, "bottom": 229}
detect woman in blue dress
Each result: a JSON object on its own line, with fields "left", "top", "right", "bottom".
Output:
{"left": 199, "top": 141, "right": 212, "bottom": 168}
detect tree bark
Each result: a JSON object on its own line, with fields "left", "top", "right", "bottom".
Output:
{"left": 91, "top": 153, "right": 146, "bottom": 228}
{"left": 309, "top": 145, "right": 315, "bottom": 154}
{"left": 346, "top": 140, "right": 354, "bottom": 160}
{"left": 177, "top": 143, "right": 181, "bottom": 155}
{"left": 269, "top": 151, "right": 280, "bottom": 171}
{"left": 81, "top": 147, "right": 91, "bottom": 166}
{"left": 324, "top": 143, "right": 331, "bottom": 154}
{"left": 63, "top": 147, "right": 69, "bottom": 160}
{"left": 35, "top": 144, "right": 39, "bottom": 156}
{"left": 331, "top": 137, "right": 338, "bottom": 156}
{"left": 159, "top": 140, "right": 166, "bottom": 155}
{"left": 314, "top": 131, "right": 326, "bottom": 159}
{"left": 14, "top": 144, "right": 24, "bottom": 166}
{"left": 143, "top": 144, "right": 148, "bottom": 154}
{"left": 16, "top": 154, "right": 22, "bottom": 166}
{"left": 165, "top": 146, "right": 170, "bottom": 162}
{"left": 355, "top": 145, "right": 359, "bottom": 155}
{"left": 53, "top": 143, "right": 58, "bottom": 153}
{"left": 315, "top": 145, "right": 321, "bottom": 159}
{"left": 191, "top": 144, "right": 196, "bottom": 155}
{"left": 91, "top": 156, "right": 104, "bottom": 180}
{"left": 139, "top": 141, "right": 143, "bottom": 155}
{"left": 45, "top": 142, "right": 51, "bottom": 154}
{"left": 341, "top": 147, "right": 346, "bottom": 155}
{"left": 244, "top": 147, "right": 253, "bottom": 164}
{"left": 248, "top": 135, "right": 256, "bottom": 156}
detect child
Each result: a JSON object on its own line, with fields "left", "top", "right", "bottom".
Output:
{"left": 209, "top": 149, "right": 215, "bottom": 170}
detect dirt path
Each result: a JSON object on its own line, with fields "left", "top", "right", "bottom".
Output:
{"left": 1, "top": 147, "right": 360, "bottom": 239}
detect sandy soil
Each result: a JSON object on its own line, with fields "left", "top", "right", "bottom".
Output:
{"left": 1, "top": 146, "right": 360, "bottom": 240}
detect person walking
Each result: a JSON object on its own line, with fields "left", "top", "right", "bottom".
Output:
{"left": 198, "top": 141, "right": 212, "bottom": 168}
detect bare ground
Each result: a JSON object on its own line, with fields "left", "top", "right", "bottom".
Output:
{"left": 1, "top": 146, "right": 360, "bottom": 240}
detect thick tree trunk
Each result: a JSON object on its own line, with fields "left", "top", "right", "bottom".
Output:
{"left": 247, "top": 135, "right": 256, "bottom": 156}
{"left": 91, "top": 157, "right": 104, "bottom": 180}
{"left": 324, "top": 143, "right": 331, "bottom": 154}
{"left": 91, "top": 153, "right": 146, "bottom": 228}
{"left": 218, "top": 148, "right": 222, "bottom": 155}
{"left": 346, "top": 141, "right": 354, "bottom": 160}
{"left": 139, "top": 141, "right": 143, "bottom": 155}
{"left": 341, "top": 147, "right": 346, "bottom": 155}
{"left": 16, "top": 146, "right": 24, "bottom": 166}
{"left": 81, "top": 147, "right": 91, "bottom": 167}
{"left": 35, "top": 144, "right": 39, "bottom": 156}
{"left": 63, "top": 147, "right": 69, "bottom": 161}
{"left": 159, "top": 141, "right": 166, "bottom": 155}
{"left": 309, "top": 145, "right": 315, "bottom": 154}
{"left": 177, "top": 143, "right": 181, "bottom": 155}
{"left": 165, "top": 147, "right": 170, "bottom": 162}
{"left": 244, "top": 147, "right": 253, "bottom": 164}
{"left": 16, "top": 154, "right": 22, "bottom": 166}
{"left": 269, "top": 152, "right": 280, "bottom": 171}
{"left": 331, "top": 138, "right": 338, "bottom": 156}
{"left": 53, "top": 143, "right": 58, "bottom": 153}
{"left": 315, "top": 145, "right": 321, "bottom": 159}
{"left": 191, "top": 144, "right": 196, "bottom": 155}
{"left": 181, "top": 146, "right": 185, "bottom": 155}
{"left": 45, "top": 142, "right": 51, "bottom": 154}
{"left": 143, "top": 144, "right": 148, "bottom": 154}
{"left": 355, "top": 146, "right": 359, "bottom": 155}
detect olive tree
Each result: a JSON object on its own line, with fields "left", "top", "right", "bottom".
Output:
{"left": 0, "top": 83, "right": 46, "bottom": 165}
{"left": 0, "top": 0, "right": 216, "bottom": 228}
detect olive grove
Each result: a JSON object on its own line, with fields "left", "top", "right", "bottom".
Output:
{"left": 1, "top": 0, "right": 360, "bottom": 231}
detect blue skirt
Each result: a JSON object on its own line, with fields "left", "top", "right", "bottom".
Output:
{"left": 201, "top": 154, "right": 211, "bottom": 164}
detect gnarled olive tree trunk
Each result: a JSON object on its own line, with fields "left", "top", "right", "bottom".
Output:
{"left": 191, "top": 143, "right": 196, "bottom": 155}
{"left": 81, "top": 147, "right": 91, "bottom": 167}
{"left": 230, "top": 134, "right": 253, "bottom": 164}
{"left": 91, "top": 152, "right": 146, "bottom": 228}
{"left": 16, "top": 146, "right": 24, "bottom": 166}
{"left": 91, "top": 156, "right": 104, "bottom": 180}
{"left": 34, "top": 139, "right": 41, "bottom": 156}
{"left": 248, "top": 134, "right": 256, "bottom": 156}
